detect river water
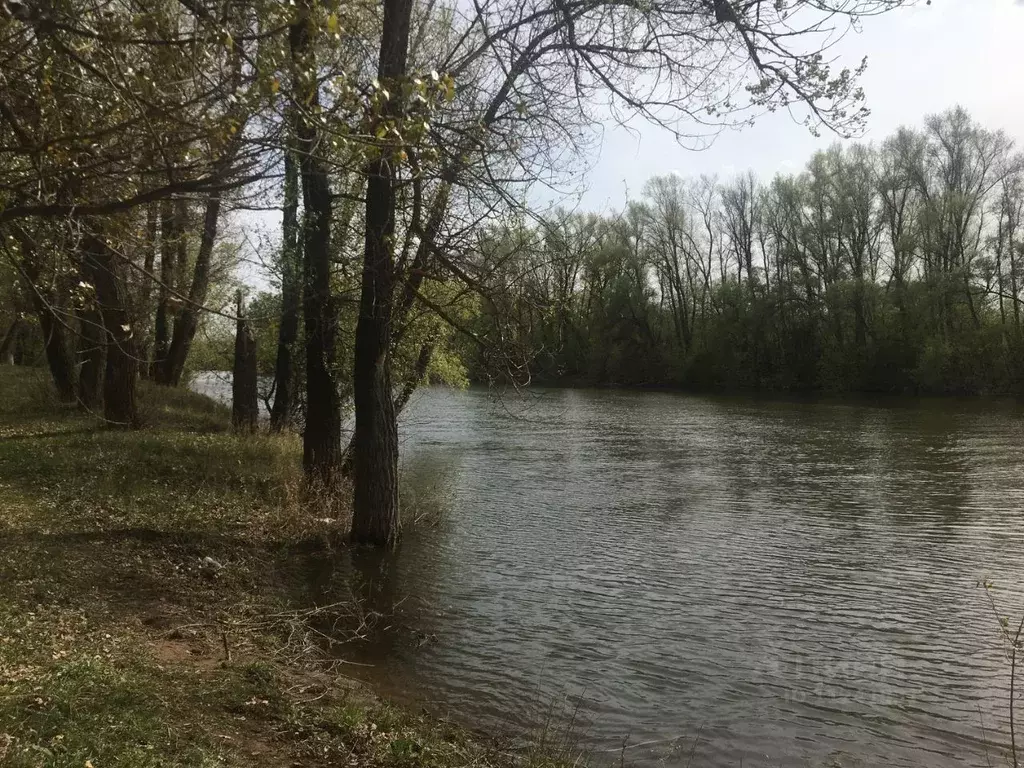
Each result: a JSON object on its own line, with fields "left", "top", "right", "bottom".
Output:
{"left": 193, "top": 376, "right": 1024, "bottom": 766}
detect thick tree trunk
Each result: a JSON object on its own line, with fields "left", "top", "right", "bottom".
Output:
{"left": 291, "top": 6, "right": 342, "bottom": 486}
{"left": 83, "top": 233, "right": 139, "bottom": 428}
{"left": 161, "top": 192, "right": 223, "bottom": 385}
{"left": 340, "top": 340, "right": 433, "bottom": 478}
{"left": 76, "top": 307, "right": 105, "bottom": 410}
{"left": 349, "top": 0, "right": 414, "bottom": 548}
{"left": 232, "top": 291, "right": 259, "bottom": 434}
{"left": 299, "top": 150, "right": 341, "bottom": 484}
{"left": 270, "top": 146, "right": 301, "bottom": 431}
{"left": 351, "top": 179, "right": 401, "bottom": 544}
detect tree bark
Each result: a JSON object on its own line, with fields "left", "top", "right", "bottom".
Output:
{"left": 82, "top": 232, "right": 140, "bottom": 428}
{"left": 161, "top": 191, "right": 223, "bottom": 385}
{"left": 291, "top": 5, "right": 342, "bottom": 486}
{"left": 350, "top": 0, "right": 414, "bottom": 548}
{"left": 270, "top": 145, "right": 301, "bottom": 431}
{"left": 76, "top": 306, "right": 105, "bottom": 410}
{"left": 232, "top": 291, "right": 259, "bottom": 434}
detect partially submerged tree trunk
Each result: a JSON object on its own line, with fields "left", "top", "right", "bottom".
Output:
{"left": 161, "top": 191, "right": 223, "bottom": 385}
{"left": 270, "top": 146, "right": 301, "bottom": 432}
{"left": 82, "top": 232, "right": 139, "bottom": 428}
{"left": 349, "top": 0, "right": 414, "bottom": 548}
{"left": 232, "top": 291, "right": 259, "bottom": 434}
{"left": 291, "top": 6, "right": 342, "bottom": 486}
{"left": 76, "top": 306, "right": 105, "bottom": 410}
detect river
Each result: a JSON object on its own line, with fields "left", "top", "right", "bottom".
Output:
{"left": 193, "top": 375, "right": 1024, "bottom": 767}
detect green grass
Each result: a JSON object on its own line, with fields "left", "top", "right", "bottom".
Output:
{"left": 0, "top": 366, "right": 575, "bottom": 768}
{"left": 0, "top": 367, "right": 309, "bottom": 538}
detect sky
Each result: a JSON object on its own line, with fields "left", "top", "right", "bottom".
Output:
{"left": 571, "top": 0, "right": 1024, "bottom": 212}
{"left": 237, "top": 0, "right": 1024, "bottom": 287}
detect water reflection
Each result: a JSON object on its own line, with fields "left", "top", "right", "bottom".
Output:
{"left": 343, "top": 389, "right": 1024, "bottom": 767}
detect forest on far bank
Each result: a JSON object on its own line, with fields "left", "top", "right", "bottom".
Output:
{"left": 495, "top": 107, "right": 1024, "bottom": 396}
{"left": 181, "top": 107, "right": 1024, "bottom": 398}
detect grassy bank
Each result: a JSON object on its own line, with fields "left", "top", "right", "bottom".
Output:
{"left": 0, "top": 366, "right": 564, "bottom": 768}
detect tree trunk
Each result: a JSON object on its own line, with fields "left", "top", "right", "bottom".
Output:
{"left": 82, "top": 232, "right": 139, "bottom": 428}
{"left": 0, "top": 318, "right": 21, "bottom": 364}
{"left": 997, "top": 237, "right": 1007, "bottom": 338}
{"left": 137, "top": 204, "right": 160, "bottom": 368}
{"left": 34, "top": 300, "right": 76, "bottom": 401}
{"left": 291, "top": 5, "right": 342, "bottom": 486}
{"left": 172, "top": 196, "right": 189, "bottom": 304}
{"left": 76, "top": 307, "right": 105, "bottom": 410}
{"left": 349, "top": 0, "right": 414, "bottom": 548}
{"left": 15, "top": 232, "right": 76, "bottom": 401}
{"left": 232, "top": 291, "right": 259, "bottom": 434}
{"left": 152, "top": 198, "right": 177, "bottom": 379}
{"left": 161, "top": 191, "right": 223, "bottom": 385}
{"left": 270, "top": 145, "right": 301, "bottom": 431}
{"left": 1012, "top": 242, "right": 1022, "bottom": 337}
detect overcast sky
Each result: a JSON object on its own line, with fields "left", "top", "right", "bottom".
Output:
{"left": 570, "top": 0, "right": 1024, "bottom": 212}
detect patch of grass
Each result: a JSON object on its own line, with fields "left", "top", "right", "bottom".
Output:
{"left": 0, "top": 658, "right": 223, "bottom": 768}
{"left": 0, "top": 366, "right": 586, "bottom": 768}
{"left": 0, "top": 366, "right": 319, "bottom": 540}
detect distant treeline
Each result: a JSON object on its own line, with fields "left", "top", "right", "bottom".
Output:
{"left": 471, "top": 108, "right": 1024, "bottom": 395}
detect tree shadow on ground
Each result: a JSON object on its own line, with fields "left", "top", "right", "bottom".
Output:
{"left": 0, "top": 525, "right": 348, "bottom": 638}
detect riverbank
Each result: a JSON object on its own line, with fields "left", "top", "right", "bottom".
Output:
{"left": 0, "top": 366, "right": 576, "bottom": 768}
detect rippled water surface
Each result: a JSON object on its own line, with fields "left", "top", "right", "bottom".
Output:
{"left": 341, "top": 387, "right": 1024, "bottom": 768}
{"left": 195, "top": 376, "right": 1024, "bottom": 766}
